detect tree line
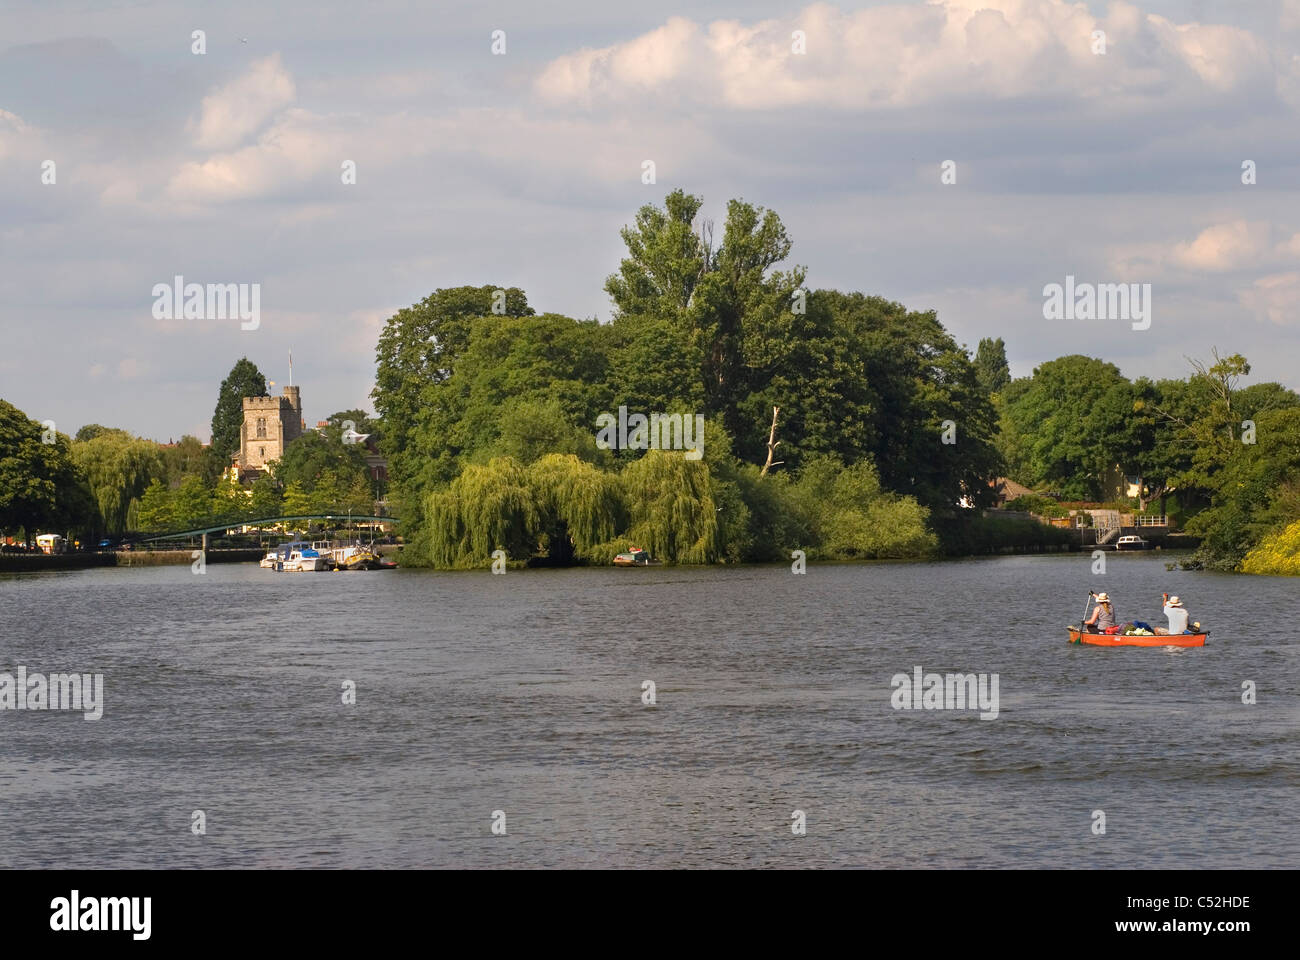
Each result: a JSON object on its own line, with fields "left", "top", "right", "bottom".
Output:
{"left": 7, "top": 188, "right": 1299, "bottom": 574}
{"left": 996, "top": 350, "right": 1300, "bottom": 571}
{"left": 0, "top": 359, "right": 380, "bottom": 544}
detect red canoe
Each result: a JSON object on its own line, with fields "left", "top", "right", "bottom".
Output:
{"left": 1067, "top": 627, "right": 1207, "bottom": 647}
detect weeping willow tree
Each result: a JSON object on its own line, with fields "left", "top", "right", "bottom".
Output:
{"left": 528, "top": 454, "right": 621, "bottom": 558}
{"left": 425, "top": 457, "right": 540, "bottom": 568}
{"left": 70, "top": 431, "right": 165, "bottom": 534}
{"left": 616, "top": 450, "right": 718, "bottom": 564}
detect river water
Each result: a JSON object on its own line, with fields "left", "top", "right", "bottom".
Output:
{"left": 1, "top": 553, "right": 1296, "bottom": 868}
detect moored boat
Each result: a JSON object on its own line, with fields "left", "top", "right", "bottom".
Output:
{"left": 613, "top": 547, "right": 661, "bottom": 566}
{"left": 316, "top": 538, "right": 397, "bottom": 570}
{"left": 1067, "top": 627, "right": 1207, "bottom": 647}
{"left": 1115, "top": 535, "right": 1149, "bottom": 550}
{"left": 263, "top": 541, "right": 329, "bottom": 572}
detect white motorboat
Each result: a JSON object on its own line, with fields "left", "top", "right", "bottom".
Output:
{"left": 263, "top": 541, "right": 329, "bottom": 571}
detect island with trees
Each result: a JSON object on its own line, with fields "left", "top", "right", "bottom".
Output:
{"left": 4, "top": 190, "right": 1300, "bottom": 575}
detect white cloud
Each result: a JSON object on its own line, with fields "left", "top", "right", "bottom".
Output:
{"left": 1238, "top": 272, "right": 1300, "bottom": 325}
{"left": 191, "top": 54, "right": 296, "bottom": 151}
{"left": 1282, "top": 0, "right": 1300, "bottom": 32}
{"left": 169, "top": 107, "right": 344, "bottom": 202}
{"left": 1113, "top": 220, "right": 1300, "bottom": 279}
{"left": 534, "top": 0, "right": 1280, "bottom": 111}
{"left": 1173, "top": 220, "right": 1275, "bottom": 272}
{"left": 0, "top": 108, "right": 33, "bottom": 160}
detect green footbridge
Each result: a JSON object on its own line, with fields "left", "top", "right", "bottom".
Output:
{"left": 139, "top": 515, "right": 398, "bottom": 543}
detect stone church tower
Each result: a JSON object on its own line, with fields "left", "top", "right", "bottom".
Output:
{"left": 238, "top": 385, "right": 303, "bottom": 474}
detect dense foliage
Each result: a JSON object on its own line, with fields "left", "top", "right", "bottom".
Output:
{"left": 997, "top": 350, "right": 1300, "bottom": 570}
{"left": 374, "top": 190, "right": 1003, "bottom": 566}
{"left": 0, "top": 399, "right": 93, "bottom": 541}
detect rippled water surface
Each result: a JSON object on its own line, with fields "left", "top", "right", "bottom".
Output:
{"left": 1, "top": 553, "right": 1296, "bottom": 868}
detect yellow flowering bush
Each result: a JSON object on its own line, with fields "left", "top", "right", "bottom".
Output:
{"left": 1241, "top": 520, "right": 1300, "bottom": 576}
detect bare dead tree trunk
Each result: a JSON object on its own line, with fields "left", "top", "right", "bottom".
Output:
{"left": 761, "top": 406, "right": 784, "bottom": 476}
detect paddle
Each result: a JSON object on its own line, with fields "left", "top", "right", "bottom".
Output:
{"left": 1077, "top": 591, "right": 1096, "bottom": 633}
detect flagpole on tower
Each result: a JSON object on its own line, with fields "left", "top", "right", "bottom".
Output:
{"left": 289, "top": 348, "right": 293, "bottom": 387}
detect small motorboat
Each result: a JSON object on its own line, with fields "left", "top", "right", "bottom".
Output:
{"left": 1115, "top": 535, "right": 1149, "bottom": 550}
{"left": 613, "top": 547, "right": 661, "bottom": 566}
{"left": 1067, "top": 627, "right": 1207, "bottom": 647}
{"left": 318, "top": 539, "right": 398, "bottom": 570}
{"left": 263, "top": 541, "right": 328, "bottom": 572}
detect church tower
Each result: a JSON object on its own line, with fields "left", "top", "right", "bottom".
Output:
{"left": 238, "top": 384, "right": 305, "bottom": 474}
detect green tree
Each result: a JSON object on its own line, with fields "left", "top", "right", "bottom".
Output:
{"left": 618, "top": 450, "right": 719, "bottom": 564}
{"left": 373, "top": 286, "right": 532, "bottom": 490}
{"left": 999, "top": 355, "right": 1137, "bottom": 499}
{"left": 425, "top": 457, "right": 540, "bottom": 568}
{"left": 687, "top": 197, "right": 803, "bottom": 435}
{"left": 310, "top": 468, "right": 374, "bottom": 515}
{"left": 790, "top": 456, "right": 936, "bottom": 559}
{"left": 605, "top": 314, "right": 706, "bottom": 416}
{"left": 171, "top": 475, "right": 219, "bottom": 530}
{"left": 488, "top": 397, "right": 608, "bottom": 466}
{"left": 447, "top": 313, "right": 613, "bottom": 464}
{"left": 210, "top": 358, "right": 268, "bottom": 466}
{"left": 248, "top": 472, "right": 283, "bottom": 517}
{"left": 973, "top": 337, "right": 1011, "bottom": 395}
{"left": 0, "top": 399, "right": 94, "bottom": 539}
{"left": 75, "top": 424, "right": 116, "bottom": 443}
{"left": 281, "top": 481, "right": 313, "bottom": 517}
{"left": 825, "top": 292, "right": 1001, "bottom": 511}
{"left": 606, "top": 191, "right": 808, "bottom": 449}
{"left": 605, "top": 189, "right": 709, "bottom": 323}
{"left": 273, "top": 430, "right": 369, "bottom": 501}
{"left": 160, "top": 435, "right": 209, "bottom": 485}
{"left": 136, "top": 479, "right": 176, "bottom": 532}
{"left": 528, "top": 453, "right": 622, "bottom": 562}
{"left": 70, "top": 431, "right": 166, "bottom": 534}
{"left": 323, "top": 409, "right": 381, "bottom": 448}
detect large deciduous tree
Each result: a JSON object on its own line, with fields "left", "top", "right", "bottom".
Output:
{"left": 0, "top": 399, "right": 94, "bottom": 539}
{"left": 999, "top": 355, "right": 1142, "bottom": 500}
{"left": 371, "top": 282, "right": 533, "bottom": 494}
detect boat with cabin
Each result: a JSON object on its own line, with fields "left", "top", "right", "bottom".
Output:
{"left": 263, "top": 541, "right": 329, "bottom": 572}
{"left": 314, "top": 538, "right": 398, "bottom": 570}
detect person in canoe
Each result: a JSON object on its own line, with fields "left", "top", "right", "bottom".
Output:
{"left": 1155, "top": 593, "right": 1190, "bottom": 635}
{"left": 1083, "top": 592, "right": 1117, "bottom": 633}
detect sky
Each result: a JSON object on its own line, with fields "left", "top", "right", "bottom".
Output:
{"left": 1, "top": 0, "right": 1298, "bottom": 442}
